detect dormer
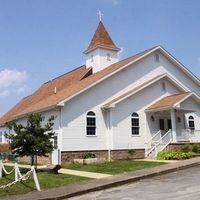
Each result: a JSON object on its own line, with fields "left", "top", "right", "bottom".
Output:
{"left": 84, "top": 21, "right": 120, "bottom": 73}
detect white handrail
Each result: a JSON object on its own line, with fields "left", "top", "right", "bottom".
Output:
{"left": 146, "top": 129, "right": 172, "bottom": 157}
{"left": 146, "top": 130, "right": 161, "bottom": 145}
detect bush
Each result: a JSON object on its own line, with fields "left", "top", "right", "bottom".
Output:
{"left": 191, "top": 144, "right": 200, "bottom": 153}
{"left": 181, "top": 144, "right": 192, "bottom": 153}
{"left": 157, "top": 150, "right": 193, "bottom": 160}
{"left": 82, "top": 152, "right": 96, "bottom": 159}
{"left": 128, "top": 149, "right": 135, "bottom": 155}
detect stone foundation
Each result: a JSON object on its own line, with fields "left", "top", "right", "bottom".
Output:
{"left": 18, "top": 155, "right": 51, "bottom": 165}
{"left": 61, "top": 150, "right": 108, "bottom": 164}
{"left": 111, "top": 149, "right": 145, "bottom": 160}
{"left": 61, "top": 149, "right": 145, "bottom": 164}
{"left": 166, "top": 143, "right": 200, "bottom": 151}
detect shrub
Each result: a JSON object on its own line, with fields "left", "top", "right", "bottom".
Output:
{"left": 157, "top": 150, "right": 193, "bottom": 160}
{"left": 128, "top": 149, "right": 135, "bottom": 155}
{"left": 191, "top": 144, "right": 200, "bottom": 153}
{"left": 82, "top": 152, "right": 96, "bottom": 159}
{"left": 181, "top": 144, "right": 192, "bottom": 153}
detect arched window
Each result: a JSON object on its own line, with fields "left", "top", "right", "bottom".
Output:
{"left": 131, "top": 112, "right": 139, "bottom": 135}
{"left": 188, "top": 116, "right": 195, "bottom": 130}
{"left": 86, "top": 111, "right": 96, "bottom": 135}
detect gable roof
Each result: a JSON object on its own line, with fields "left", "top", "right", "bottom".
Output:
{"left": 146, "top": 92, "right": 191, "bottom": 111}
{"left": 0, "top": 65, "right": 88, "bottom": 125}
{"left": 84, "top": 21, "right": 120, "bottom": 53}
{"left": 102, "top": 73, "right": 187, "bottom": 109}
{"left": 0, "top": 46, "right": 199, "bottom": 125}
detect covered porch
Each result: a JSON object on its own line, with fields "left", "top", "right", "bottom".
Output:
{"left": 146, "top": 92, "right": 200, "bottom": 143}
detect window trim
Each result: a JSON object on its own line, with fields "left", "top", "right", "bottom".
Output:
{"left": 106, "top": 53, "right": 111, "bottom": 61}
{"left": 131, "top": 112, "right": 140, "bottom": 136}
{"left": 86, "top": 111, "right": 97, "bottom": 136}
{"left": 188, "top": 115, "right": 195, "bottom": 130}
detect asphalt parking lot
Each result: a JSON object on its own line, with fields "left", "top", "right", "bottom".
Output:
{"left": 69, "top": 166, "right": 200, "bottom": 200}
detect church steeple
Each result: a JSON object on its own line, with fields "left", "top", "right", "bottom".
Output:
{"left": 84, "top": 21, "right": 120, "bottom": 54}
{"left": 84, "top": 21, "right": 120, "bottom": 73}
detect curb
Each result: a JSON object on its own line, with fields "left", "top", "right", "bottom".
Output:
{"left": 7, "top": 158, "right": 200, "bottom": 200}
{"left": 43, "top": 162, "right": 200, "bottom": 200}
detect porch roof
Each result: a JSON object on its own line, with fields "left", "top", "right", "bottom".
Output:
{"left": 145, "top": 92, "right": 197, "bottom": 112}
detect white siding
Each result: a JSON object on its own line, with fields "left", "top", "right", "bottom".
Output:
{"left": 112, "top": 79, "right": 180, "bottom": 149}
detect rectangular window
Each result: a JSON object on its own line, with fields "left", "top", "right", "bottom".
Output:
{"left": 53, "top": 136, "right": 58, "bottom": 149}
{"left": 131, "top": 118, "right": 139, "bottom": 135}
{"left": 0, "top": 132, "right": 2, "bottom": 143}
{"left": 159, "top": 119, "right": 165, "bottom": 130}
{"left": 189, "top": 121, "right": 195, "bottom": 129}
{"left": 87, "top": 117, "right": 96, "bottom": 135}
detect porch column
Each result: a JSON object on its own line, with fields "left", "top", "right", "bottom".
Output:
{"left": 170, "top": 109, "right": 177, "bottom": 142}
{"left": 106, "top": 108, "right": 113, "bottom": 162}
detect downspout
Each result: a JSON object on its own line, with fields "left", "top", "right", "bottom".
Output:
{"left": 58, "top": 106, "right": 63, "bottom": 164}
{"left": 106, "top": 109, "right": 111, "bottom": 162}
{"left": 107, "top": 108, "right": 113, "bottom": 162}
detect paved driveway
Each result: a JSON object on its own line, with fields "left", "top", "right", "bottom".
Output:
{"left": 69, "top": 166, "right": 200, "bottom": 200}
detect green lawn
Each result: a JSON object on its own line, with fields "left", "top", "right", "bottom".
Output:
{"left": 63, "top": 160, "right": 165, "bottom": 175}
{"left": 0, "top": 166, "right": 89, "bottom": 199}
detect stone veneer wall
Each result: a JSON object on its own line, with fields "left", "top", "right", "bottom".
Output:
{"left": 166, "top": 143, "right": 200, "bottom": 151}
{"left": 61, "top": 149, "right": 145, "bottom": 164}
{"left": 18, "top": 154, "right": 51, "bottom": 165}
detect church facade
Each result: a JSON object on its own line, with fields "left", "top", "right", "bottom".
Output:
{"left": 0, "top": 21, "right": 200, "bottom": 164}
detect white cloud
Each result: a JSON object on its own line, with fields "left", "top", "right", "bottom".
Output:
{"left": 0, "top": 69, "right": 28, "bottom": 89}
{"left": 0, "top": 69, "right": 29, "bottom": 98}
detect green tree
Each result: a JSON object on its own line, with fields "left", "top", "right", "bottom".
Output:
{"left": 6, "top": 113, "right": 55, "bottom": 167}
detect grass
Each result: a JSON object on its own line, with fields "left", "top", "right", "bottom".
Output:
{"left": 63, "top": 160, "right": 165, "bottom": 175}
{"left": 0, "top": 166, "right": 89, "bottom": 199}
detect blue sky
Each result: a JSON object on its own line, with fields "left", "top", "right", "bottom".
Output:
{"left": 0, "top": 0, "right": 200, "bottom": 116}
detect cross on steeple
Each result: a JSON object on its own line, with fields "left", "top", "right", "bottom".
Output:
{"left": 97, "top": 11, "right": 103, "bottom": 21}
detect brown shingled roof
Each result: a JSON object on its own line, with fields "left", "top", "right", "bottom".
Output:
{"left": 146, "top": 92, "right": 191, "bottom": 111}
{"left": 0, "top": 47, "right": 155, "bottom": 125}
{"left": 85, "top": 21, "right": 120, "bottom": 53}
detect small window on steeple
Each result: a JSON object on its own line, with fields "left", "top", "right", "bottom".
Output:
{"left": 91, "top": 55, "right": 94, "bottom": 62}
{"left": 107, "top": 53, "right": 111, "bottom": 61}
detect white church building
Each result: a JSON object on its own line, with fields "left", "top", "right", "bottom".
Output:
{"left": 0, "top": 21, "right": 200, "bottom": 164}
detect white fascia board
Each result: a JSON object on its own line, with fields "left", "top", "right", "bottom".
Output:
{"left": 104, "top": 74, "right": 167, "bottom": 108}
{"left": 57, "top": 46, "right": 199, "bottom": 106}
{"left": 11, "top": 105, "right": 58, "bottom": 122}
{"left": 145, "top": 106, "right": 172, "bottom": 113}
{"left": 104, "top": 73, "right": 189, "bottom": 108}
{"left": 57, "top": 47, "right": 159, "bottom": 106}
{"left": 174, "top": 92, "right": 200, "bottom": 108}
{"left": 158, "top": 46, "right": 200, "bottom": 85}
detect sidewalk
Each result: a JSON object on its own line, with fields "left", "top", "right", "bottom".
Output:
{"left": 58, "top": 168, "right": 112, "bottom": 179}
{"left": 6, "top": 157, "right": 200, "bottom": 200}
